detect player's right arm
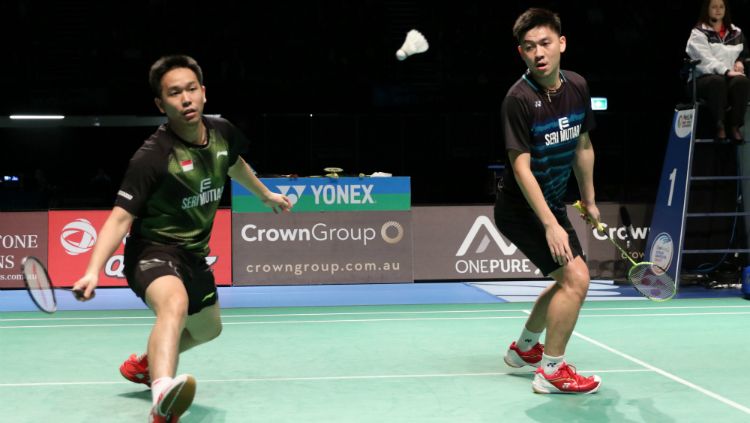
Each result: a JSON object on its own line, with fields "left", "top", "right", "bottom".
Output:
{"left": 509, "top": 150, "right": 573, "bottom": 266}
{"left": 72, "top": 206, "right": 134, "bottom": 300}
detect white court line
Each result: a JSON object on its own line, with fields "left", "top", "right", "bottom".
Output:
{"left": 0, "top": 369, "right": 651, "bottom": 388}
{"left": 574, "top": 331, "right": 750, "bottom": 415}
{"left": 520, "top": 310, "right": 750, "bottom": 415}
{"left": 2, "top": 310, "right": 750, "bottom": 329}
{"left": 0, "top": 308, "right": 523, "bottom": 322}
{"left": 2, "top": 304, "right": 749, "bottom": 323}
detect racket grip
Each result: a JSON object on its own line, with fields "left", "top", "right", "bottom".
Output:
{"left": 572, "top": 200, "right": 604, "bottom": 232}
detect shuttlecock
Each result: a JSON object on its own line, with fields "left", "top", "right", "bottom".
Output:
{"left": 396, "top": 29, "right": 429, "bottom": 61}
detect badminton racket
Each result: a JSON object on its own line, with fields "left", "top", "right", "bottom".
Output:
{"left": 573, "top": 201, "right": 676, "bottom": 301}
{"left": 21, "top": 256, "right": 88, "bottom": 313}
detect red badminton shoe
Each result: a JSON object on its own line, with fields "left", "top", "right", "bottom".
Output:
{"left": 120, "top": 353, "right": 151, "bottom": 387}
{"left": 148, "top": 374, "right": 196, "bottom": 423}
{"left": 504, "top": 342, "right": 544, "bottom": 368}
{"left": 532, "top": 363, "right": 601, "bottom": 394}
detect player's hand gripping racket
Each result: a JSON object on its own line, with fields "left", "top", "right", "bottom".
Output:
{"left": 572, "top": 201, "right": 677, "bottom": 301}
{"left": 21, "top": 256, "right": 88, "bottom": 313}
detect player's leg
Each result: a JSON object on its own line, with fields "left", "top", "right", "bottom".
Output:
{"left": 541, "top": 257, "right": 589, "bottom": 357}
{"left": 494, "top": 192, "right": 560, "bottom": 368}
{"left": 180, "top": 301, "right": 222, "bottom": 352}
{"left": 178, "top": 256, "right": 222, "bottom": 352}
{"left": 532, "top": 257, "right": 601, "bottom": 394}
{"left": 145, "top": 275, "right": 189, "bottom": 380}
{"left": 145, "top": 276, "right": 196, "bottom": 421}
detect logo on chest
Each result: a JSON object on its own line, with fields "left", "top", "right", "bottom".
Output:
{"left": 182, "top": 177, "right": 224, "bottom": 210}
{"left": 544, "top": 117, "right": 581, "bottom": 146}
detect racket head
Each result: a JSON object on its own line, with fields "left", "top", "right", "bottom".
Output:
{"left": 628, "top": 262, "right": 677, "bottom": 302}
{"left": 20, "top": 256, "right": 58, "bottom": 313}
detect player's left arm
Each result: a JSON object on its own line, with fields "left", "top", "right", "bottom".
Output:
{"left": 572, "top": 132, "right": 600, "bottom": 223}
{"left": 227, "top": 156, "right": 292, "bottom": 213}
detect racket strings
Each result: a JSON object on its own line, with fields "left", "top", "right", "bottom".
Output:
{"left": 22, "top": 258, "right": 56, "bottom": 313}
{"left": 629, "top": 263, "right": 677, "bottom": 301}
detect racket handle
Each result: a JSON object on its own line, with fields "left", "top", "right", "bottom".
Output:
{"left": 572, "top": 200, "right": 604, "bottom": 232}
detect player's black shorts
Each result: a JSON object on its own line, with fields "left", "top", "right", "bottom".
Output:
{"left": 123, "top": 239, "right": 218, "bottom": 315}
{"left": 494, "top": 190, "right": 584, "bottom": 276}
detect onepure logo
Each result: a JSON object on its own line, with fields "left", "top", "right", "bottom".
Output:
{"left": 456, "top": 216, "right": 517, "bottom": 256}
{"left": 60, "top": 219, "right": 97, "bottom": 256}
{"left": 454, "top": 216, "right": 535, "bottom": 275}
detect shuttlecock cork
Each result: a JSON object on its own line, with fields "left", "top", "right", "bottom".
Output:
{"left": 396, "top": 29, "right": 429, "bottom": 61}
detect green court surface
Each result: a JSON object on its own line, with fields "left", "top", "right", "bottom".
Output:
{"left": 2, "top": 298, "right": 750, "bottom": 422}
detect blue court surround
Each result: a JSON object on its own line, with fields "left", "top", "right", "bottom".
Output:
{"left": 0, "top": 281, "right": 744, "bottom": 312}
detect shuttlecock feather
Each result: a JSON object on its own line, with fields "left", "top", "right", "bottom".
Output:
{"left": 396, "top": 29, "right": 429, "bottom": 61}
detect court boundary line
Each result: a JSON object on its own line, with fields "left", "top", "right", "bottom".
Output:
{"left": 3, "top": 310, "right": 750, "bottom": 329}
{"left": 2, "top": 303, "right": 750, "bottom": 323}
{"left": 0, "top": 369, "right": 651, "bottom": 388}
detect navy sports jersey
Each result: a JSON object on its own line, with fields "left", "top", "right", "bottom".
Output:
{"left": 115, "top": 116, "right": 249, "bottom": 256}
{"left": 500, "top": 70, "right": 595, "bottom": 210}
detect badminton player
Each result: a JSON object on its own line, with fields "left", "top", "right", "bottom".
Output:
{"left": 72, "top": 55, "right": 292, "bottom": 421}
{"left": 494, "top": 8, "right": 601, "bottom": 394}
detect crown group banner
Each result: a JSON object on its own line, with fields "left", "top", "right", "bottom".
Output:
{"left": 231, "top": 177, "right": 413, "bottom": 285}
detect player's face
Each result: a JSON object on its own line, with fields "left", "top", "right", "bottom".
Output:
{"left": 517, "top": 26, "right": 566, "bottom": 82}
{"left": 708, "top": 0, "right": 725, "bottom": 23}
{"left": 154, "top": 67, "right": 206, "bottom": 126}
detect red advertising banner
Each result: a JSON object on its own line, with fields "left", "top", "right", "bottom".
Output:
{"left": 0, "top": 212, "right": 48, "bottom": 289}
{"left": 48, "top": 209, "right": 232, "bottom": 287}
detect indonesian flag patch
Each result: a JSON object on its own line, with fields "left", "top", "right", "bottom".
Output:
{"left": 180, "top": 159, "right": 194, "bottom": 172}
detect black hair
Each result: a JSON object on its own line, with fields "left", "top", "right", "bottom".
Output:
{"left": 148, "top": 55, "right": 204, "bottom": 98}
{"left": 512, "top": 8, "right": 562, "bottom": 43}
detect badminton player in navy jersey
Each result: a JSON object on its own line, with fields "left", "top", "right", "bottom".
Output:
{"left": 72, "top": 55, "right": 292, "bottom": 421}
{"left": 494, "top": 8, "right": 601, "bottom": 394}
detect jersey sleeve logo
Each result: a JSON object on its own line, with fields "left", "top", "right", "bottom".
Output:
{"left": 117, "top": 190, "right": 134, "bottom": 200}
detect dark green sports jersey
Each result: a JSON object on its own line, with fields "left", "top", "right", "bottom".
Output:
{"left": 115, "top": 116, "right": 249, "bottom": 256}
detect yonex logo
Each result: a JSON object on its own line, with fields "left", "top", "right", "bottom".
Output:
{"left": 60, "top": 219, "right": 98, "bottom": 256}
{"left": 456, "top": 216, "right": 517, "bottom": 256}
{"left": 276, "top": 185, "right": 306, "bottom": 205}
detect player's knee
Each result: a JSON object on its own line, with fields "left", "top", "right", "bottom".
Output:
{"left": 562, "top": 264, "right": 590, "bottom": 299}
{"left": 192, "top": 321, "right": 222, "bottom": 343}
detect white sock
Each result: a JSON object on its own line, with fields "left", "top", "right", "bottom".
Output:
{"left": 151, "top": 376, "right": 173, "bottom": 406}
{"left": 540, "top": 353, "right": 564, "bottom": 375}
{"left": 516, "top": 327, "right": 542, "bottom": 352}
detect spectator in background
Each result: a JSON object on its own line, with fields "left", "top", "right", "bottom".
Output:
{"left": 686, "top": 0, "right": 750, "bottom": 143}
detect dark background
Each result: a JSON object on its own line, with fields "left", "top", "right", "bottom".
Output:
{"left": 0, "top": 0, "right": 746, "bottom": 210}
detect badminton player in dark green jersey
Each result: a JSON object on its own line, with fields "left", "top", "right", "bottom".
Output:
{"left": 494, "top": 8, "right": 602, "bottom": 394}
{"left": 72, "top": 55, "right": 292, "bottom": 422}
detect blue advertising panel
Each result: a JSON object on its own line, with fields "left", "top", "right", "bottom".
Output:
{"left": 644, "top": 108, "right": 697, "bottom": 286}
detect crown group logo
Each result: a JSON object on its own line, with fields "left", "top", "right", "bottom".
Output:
{"left": 60, "top": 219, "right": 98, "bottom": 256}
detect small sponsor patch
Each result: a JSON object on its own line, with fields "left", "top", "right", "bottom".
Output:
{"left": 180, "top": 159, "right": 194, "bottom": 172}
{"left": 117, "top": 190, "right": 133, "bottom": 200}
